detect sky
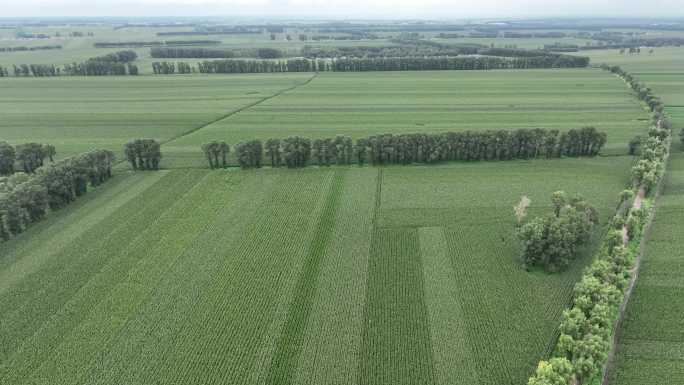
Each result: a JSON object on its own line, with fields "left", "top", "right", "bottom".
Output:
{"left": 3, "top": 0, "right": 684, "bottom": 19}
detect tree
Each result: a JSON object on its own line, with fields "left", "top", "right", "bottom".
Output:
{"left": 680, "top": 128, "right": 684, "bottom": 149}
{"left": 15, "top": 143, "right": 48, "bottom": 173}
{"left": 0, "top": 149, "right": 114, "bottom": 242}
{"left": 202, "top": 141, "right": 219, "bottom": 169}
{"left": 518, "top": 192, "right": 597, "bottom": 272}
{"left": 527, "top": 358, "right": 574, "bottom": 385}
{"left": 236, "top": 140, "right": 263, "bottom": 169}
{"left": 42, "top": 144, "right": 56, "bottom": 162}
{"left": 265, "top": 139, "right": 282, "bottom": 167}
{"left": 0, "top": 142, "right": 15, "bottom": 175}
{"left": 628, "top": 135, "right": 642, "bottom": 155}
{"left": 551, "top": 191, "right": 567, "bottom": 217}
{"left": 124, "top": 139, "right": 162, "bottom": 170}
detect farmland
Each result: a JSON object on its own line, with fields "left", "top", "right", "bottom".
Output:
{"left": 0, "top": 73, "right": 311, "bottom": 158}
{"left": 2, "top": 18, "right": 678, "bottom": 385}
{"left": 0, "top": 156, "right": 633, "bottom": 385}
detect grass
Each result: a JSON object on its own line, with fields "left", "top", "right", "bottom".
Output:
{"left": 0, "top": 155, "right": 633, "bottom": 385}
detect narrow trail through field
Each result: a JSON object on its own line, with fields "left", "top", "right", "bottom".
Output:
{"left": 161, "top": 72, "right": 319, "bottom": 147}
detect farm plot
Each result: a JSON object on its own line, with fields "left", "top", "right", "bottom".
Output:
{"left": 0, "top": 155, "right": 632, "bottom": 385}
{"left": 166, "top": 68, "right": 648, "bottom": 167}
{"left": 0, "top": 73, "right": 311, "bottom": 159}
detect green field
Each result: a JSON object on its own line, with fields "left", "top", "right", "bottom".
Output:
{"left": 0, "top": 156, "right": 633, "bottom": 385}
{"left": 0, "top": 73, "right": 311, "bottom": 158}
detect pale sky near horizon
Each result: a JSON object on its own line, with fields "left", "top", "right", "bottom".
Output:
{"left": 3, "top": 0, "right": 684, "bottom": 19}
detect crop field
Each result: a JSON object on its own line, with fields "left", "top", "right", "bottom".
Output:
{"left": 0, "top": 73, "right": 311, "bottom": 158}
{"left": 0, "top": 156, "right": 632, "bottom": 385}
{"left": 165, "top": 68, "right": 648, "bottom": 166}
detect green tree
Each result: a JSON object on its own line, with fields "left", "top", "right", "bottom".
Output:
{"left": 0, "top": 142, "right": 16, "bottom": 175}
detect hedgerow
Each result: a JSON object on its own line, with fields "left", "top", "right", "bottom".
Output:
{"left": 527, "top": 67, "right": 672, "bottom": 385}
{"left": 0, "top": 149, "right": 116, "bottom": 241}
{"left": 202, "top": 127, "right": 607, "bottom": 169}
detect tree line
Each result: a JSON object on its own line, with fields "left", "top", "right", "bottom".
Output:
{"left": 176, "top": 55, "right": 589, "bottom": 75}
{"left": 201, "top": 127, "right": 607, "bottom": 169}
{"left": 0, "top": 149, "right": 115, "bottom": 241}
{"left": 302, "top": 43, "right": 477, "bottom": 58}
{"left": 94, "top": 40, "right": 220, "bottom": 48}
{"left": 603, "top": 64, "right": 672, "bottom": 194}
{"left": 124, "top": 139, "right": 162, "bottom": 170}
{"left": 528, "top": 67, "right": 674, "bottom": 385}
{"left": 0, "top": 45, "right": 62, "bottom": 52}
{"left": 517, "top": 192, "right": 598, "bottom": 272}
{"left": 2, "top": 51, "right": 139, "bottom": 77}
{"left": 0, "top": 141, "right": 56, "bottom": 175}
{"left": 150, "top": 47, "right": 284, "bottom": 59}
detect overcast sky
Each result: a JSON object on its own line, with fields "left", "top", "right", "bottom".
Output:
{"left": 3, "top": 0, "right": 684, "bottom": 19}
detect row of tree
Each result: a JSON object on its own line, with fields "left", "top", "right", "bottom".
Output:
{"left": 604, "top": 65, "right": 673, "bottom": 194}
{"left": 151, "top": 61, "right": 194, "bottom": 74}
{"left": 201, "top": 141, "right": 230, "bottom": 168}
{"left": 205, "top": 127, "right": 606, "bottom": 169}
{"left": 0, "top": 45, "right": 62, "bottom": 52}
{"left": 150, "top": 47, "right": 284, "bottom": 59}
{"left": 2, "top": 51, "right": 139, "bottom": 77}
{"left": 0, "top": 142, "right": 56, "bottom": 175}
{"left": 124, "top": 139, "right": 162, "bottom": 170}
{"left": 528, "top": 67, "right": 674, "bottom": 385}
{"left": 517, "top": 192, "right": 598, "bottom": 272}
{"left": 302, "top": 43, "right": 476, "bottom": 58}
{"left": 602, "top": 64, "right": 664, "bottom": 113}
{"left": 164, "top": 55, "right": 590, "bottom": 75}
{"left": 94, "top": 40, "right": 220, "bottom": 48}
{"left": 0, "top": 149, "right": 115, "bottom": 241}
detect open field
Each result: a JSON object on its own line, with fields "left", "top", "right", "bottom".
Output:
{"left": 0, "top": 73, "right": 311, "bottom": 158}
{"left": 0, "top": 155, "right": 633, "bottom": 385}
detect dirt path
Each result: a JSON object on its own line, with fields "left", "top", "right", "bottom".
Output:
{"left": 620, "top": 186, "right": 646, "bottom": 245}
